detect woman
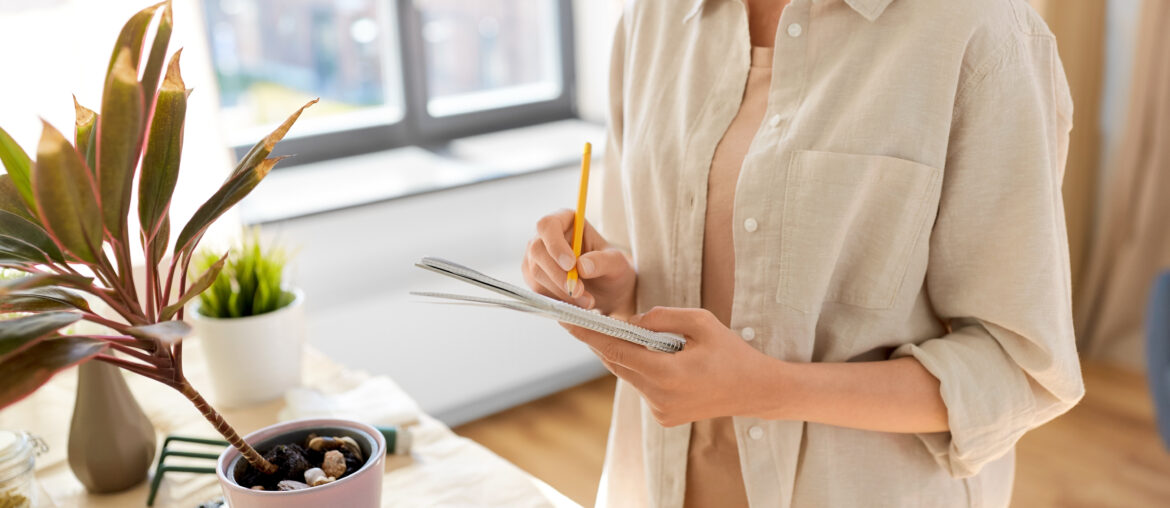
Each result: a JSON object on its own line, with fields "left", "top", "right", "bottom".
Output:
{"left": 521, "top": 0, "right": 1084, "bottom": 506}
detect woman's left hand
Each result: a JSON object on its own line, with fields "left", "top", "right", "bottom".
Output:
{"left": 562, "top": 306, "right": 783, "bottom": 427}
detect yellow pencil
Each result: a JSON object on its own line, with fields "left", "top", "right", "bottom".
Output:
{"left": 566, "top": 142, "right": 592, "bottom": 296}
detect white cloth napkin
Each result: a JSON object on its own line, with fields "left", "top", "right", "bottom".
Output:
{"left": 277, "top": 376, "right": 421, "bottom": 427}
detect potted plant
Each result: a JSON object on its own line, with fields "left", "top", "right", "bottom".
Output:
{"left": 0, "top": 2, "right": 383, "bottom": 505}
{"left": 190, "top": 230, "right": 307, "bottom": 408}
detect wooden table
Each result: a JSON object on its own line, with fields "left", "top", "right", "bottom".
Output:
{"left": 0, "top": 339, "right": 577, "bottom": 507}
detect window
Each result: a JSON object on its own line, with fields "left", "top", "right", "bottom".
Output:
{"left": 202, "top": 0, "right": 576, "bottom": 165}
{"left": 418, "top": 0, "right": 562, "bottom": 117}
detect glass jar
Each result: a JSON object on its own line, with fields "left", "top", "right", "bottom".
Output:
{"left": 0, "top": 430, "right": 41, "bottom": 508}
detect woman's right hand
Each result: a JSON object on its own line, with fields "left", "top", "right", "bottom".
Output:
{"left": 522, "top": 209, "right": 636, "bottom": 318}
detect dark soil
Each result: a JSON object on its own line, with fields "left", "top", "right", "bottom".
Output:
{"left": 236, "top": 443, "right": 314, "bottom": 491}
{"left": 234, "top": 436, "right": 365, "bottom": 491}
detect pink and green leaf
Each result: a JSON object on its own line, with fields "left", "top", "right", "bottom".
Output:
{"left": 139, "top": 50, "right": 186, "bottom": 242}
{"left": 0, "top": 287, "right": 92, "bottom": 314}
{"left": 0, "top": 176, "right": 37, "bottom": 223}
{"left": 232, "top": 99, "right": 318, "bottom": 181}
{"left": 159, "top": 250, "right": 224, "bottom": 321}
{"left": 105, "top": 2, "right": 162, "bottom": 74}
{"left": 98, "top": 50, "right": 145, "bottom": 240}
{"left": 151, "top": 215, "right": 170, "bottom": 267}
{"left": 31, "top": 121, "right": 103, "bottom": 263}
{"left": 172, "top": 99, "right": 315, "bottom": 259}
{"left": 74, "top": 97, "right": 99, "bottom": 172}
{"left": 0, "top": 336, "right": 104, "bottom": 410}
{"left": 0, "top": 311, "right": 84, "bottom": 361}
{"left": 173, "top": 156, "right": 286, "bottom": 259}
{"left": 0, "top": 210, "right": 64, "bottom": 263}
{"left": 0, "top": 274, "right": 94, "bottom": 295}
{"left": 0, "top": 208, "right": 61, "bottom": 264}
{"left": 0, "top": 236, "right": 57, "bottom": 265}
{"left": 140, "top": 1, "right": 173, "bottom": 108}
{"left": 0, "top": 126, "right": 35, "bottom": 211}
{"left": 126, "top": 320, "right": 190, "bottom": 347}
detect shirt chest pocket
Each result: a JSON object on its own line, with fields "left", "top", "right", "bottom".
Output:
{"left": 776, "top": 150, "right": 941, "bottom": 312}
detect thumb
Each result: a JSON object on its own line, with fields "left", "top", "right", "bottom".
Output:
{"left": 577, "top": 249, "right": 631, "bottom": 280}
{"left": 630, "top": 307, "right": 719, "bottom": 337}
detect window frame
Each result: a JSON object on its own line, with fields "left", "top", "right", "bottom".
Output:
{"left": 224, "top": 0, "right": 579, "bottom": 166}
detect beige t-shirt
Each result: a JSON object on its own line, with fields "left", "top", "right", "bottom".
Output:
{"left": 591, "top": 0, "right": 1084, "bottom": 507}
{"left": 684, "top": 46, "right": 774, "bottom": 508}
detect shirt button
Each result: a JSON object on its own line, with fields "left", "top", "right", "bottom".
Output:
{"left": 741, "top": 327, "right": 756, "bottom": 341}
{"left": 743, "top": 217, "right": 758, "bottom": 232}
{"left": 768, "top": 114, "right": 781, "bottom": 127}
{"left": 787, "top": 23, "right": 803, "bottom": 38}
{"left": 749, "top": 426, "right": 764, "bottom": 440}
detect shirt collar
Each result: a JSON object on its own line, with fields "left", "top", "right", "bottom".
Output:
{"left": 683, "top": 0, "right": 895, "bottom": 23}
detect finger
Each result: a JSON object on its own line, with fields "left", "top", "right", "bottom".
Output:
{"left": 521, "top": 239, "right": 547, "bottom": 286}
{"left": 576, "top": 248, "right": 630, "bottom": 280}
{"left": 536, "top": 209, "right": 578, "bottom": 271}
{"left": 631, "top": 306, "right": 720, "bottom": 337}
{"left": 531, "top": 264, "right": 574, "bottom": 301}
{"left": 527, "top": 236, "right": 589, "bottom": 299}
{"left": 532, "top": 237, "right": 583, "bottom": 297}
{"left": 532, "top": 264, "right": 597, "bottom": 308}
{"left": 561, "top": 323, "right": 664, "bottom": 375}
{"left": 588, "top": 346, "right": 645, "bottom": 383}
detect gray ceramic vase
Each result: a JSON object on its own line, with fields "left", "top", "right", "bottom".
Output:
{"left": 67, "top": 361, "right": 157, "bottom": 493}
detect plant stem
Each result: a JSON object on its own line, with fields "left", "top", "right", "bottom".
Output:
{"left": 49, "top": 262, "right": 93, "bottom": 284}
{"left": 68, "top": 284, "right": 144, "bottom": 325}
{"left": 107, "top": 341, "right": 163, "bottom": 365}
{"left": 173, "top": 265, "right": 189, "bottom": 377}
{"left": 178, "top": 380, "right": 278, "bottom": 475}
{"left": 94, "top": 247, "right": 146, "bottom": 318}
{"left": 95, "top": 354, "right": 169, "bottom": 383}
{"left": 80, "top": 312, "right": 133, "bottom": 334}
{"left": 87, "top": 334, "right": 157, "bottom": 352}
{"left": 92, "top": 251, "right": 122, "bottom": 291}
{"left": 161, "top": 254, "right": 178, "bottom": 311}
{"left": 143, "top": 239, "right": 158, "bottom": 322}
{"left": 176, "top": 261, "right": 188, "bottom": 320}
{"left": 112, "top": 238, "right": 140, "bottom": 310}
{"left": 174, "top": 341, "right": 184, "bottom": 378}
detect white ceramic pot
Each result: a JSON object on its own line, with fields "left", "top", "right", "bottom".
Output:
{"left": 191, "top": 289, "right": 306, "bottom": 408}
{"left": 217, "top": 418, "right": 385, "bottom": 507}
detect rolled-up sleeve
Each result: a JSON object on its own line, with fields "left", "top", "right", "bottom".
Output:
{"left": 891, "top": 34, "right": 1085, "bottom": 478}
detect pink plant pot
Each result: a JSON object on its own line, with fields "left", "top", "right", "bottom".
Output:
{"left": 216, "top": 418, "right": 385, "bottom": 508}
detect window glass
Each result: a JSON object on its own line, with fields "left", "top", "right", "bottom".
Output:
{"left": 416, "top": 0, "right": 563, "bottom": 117}
{"left": 203, "top": 0, "right": 404, "bottom": 144}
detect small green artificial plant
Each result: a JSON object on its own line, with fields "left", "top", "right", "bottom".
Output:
{"left": 194, "top": 230, "right": 295, "bottom": 319}
{"left": 0, "top": 1, "right": 315, "bottom": 475}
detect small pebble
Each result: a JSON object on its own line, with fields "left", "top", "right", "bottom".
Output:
{"left": 278, "top": 480, "right": 310, "bottom": 491}
{"left": 308, "top": 435, "right": 363, "bottom": 462}
{"left": 304, "top": 467, "right": 336, "bottom": 487}
{"left": 306, "top": 436, "right": 333, "bottom": 451}
{"left": 322, "top": 450, "right": 347, "bottom": 478}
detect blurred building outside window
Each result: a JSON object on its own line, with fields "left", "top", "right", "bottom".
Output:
{"left": 202, "top": 0, "right": 573, "bottom": 161}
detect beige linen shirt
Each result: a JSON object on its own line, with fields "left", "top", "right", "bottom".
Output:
{"left": 588, "top": 0, "right": 1085, "bottom": 507}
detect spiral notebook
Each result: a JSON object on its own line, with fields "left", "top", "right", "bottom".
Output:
{"left": 412, "top": 257, "right": 685, "bottom": 353}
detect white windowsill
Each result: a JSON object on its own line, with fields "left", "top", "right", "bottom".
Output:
{"left": 239, "top": 119, "right": 606, "bottom": 224}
